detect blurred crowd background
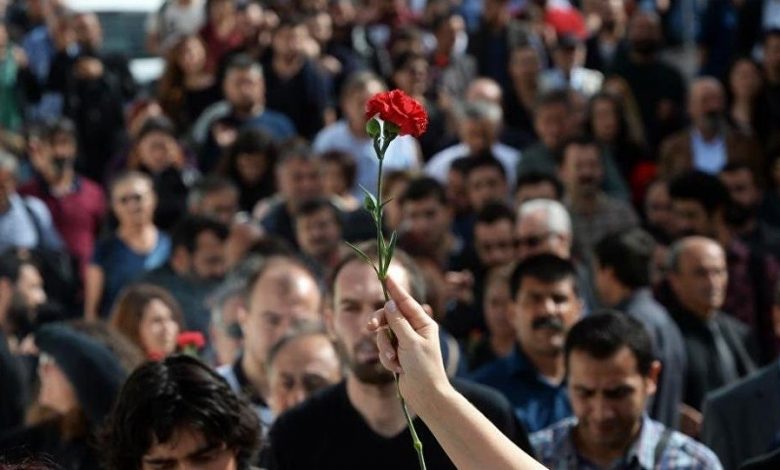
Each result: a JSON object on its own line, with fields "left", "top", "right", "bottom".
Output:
{"left": 2, "top": 0, "right": 780, "bottom": 468}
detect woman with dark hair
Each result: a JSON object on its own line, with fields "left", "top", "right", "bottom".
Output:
{"left": 726, "top": 57, "right": 772, "bottom": 145}
{"left": 0, "top": 324, "right": 127, "bottom": 470}
{"left": 585, "top": 91, "right": 652, "bottom": 204}
{"left": 110, "top": 284, "right": 185, "bottom": 360}
{"left": 102, "top": 355, "right": 261, "bottom": 470}
{"left": 216, "top": 128, "right": 278, "bottom": 212}
{"left": 157, "top": 35, "right": 222, "bottom": 134}
{"left": 199, "top": 0, "right": 246, "bottom": 74}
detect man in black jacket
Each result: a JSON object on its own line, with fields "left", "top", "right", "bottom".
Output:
{"left": 268, "top": 243, "right": 532, "bottom": 469}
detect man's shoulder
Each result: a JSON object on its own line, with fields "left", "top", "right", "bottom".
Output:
{"left": 705, "top": 362, "right": 777, "bottom": 407}
{"left": 271, "top": 382, "right": 347, "bottom": 435}
{"left": 452, "top": 377, "right": 512, "bottom": 410}
{"left": 664, "top": 427, "right": 723, "bottom": 468}
{"left": 312, "top": 120, "right": 350, "bottom": 149}
{"left": 529, "top": 417, "right": 576, "bottom": 456}
{"left": 469, "top": 355, "right": 513, "bottom": 385}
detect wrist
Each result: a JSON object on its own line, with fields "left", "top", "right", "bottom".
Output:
{"left": 413, "top": 379, "right": 458, "bottom": 420}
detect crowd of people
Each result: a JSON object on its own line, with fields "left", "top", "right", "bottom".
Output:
{"left": 2, "top": 0, "right": 780, "bottom": 468}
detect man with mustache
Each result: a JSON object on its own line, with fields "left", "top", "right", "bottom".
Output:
{"left": 472, "top": 254, "right": 584, "bottom": 433}
{"left": 557, "top": 136, "right": 638, "bottom": 257}
{"left": 267, "top": 243, "right": 531, "bottom": 469}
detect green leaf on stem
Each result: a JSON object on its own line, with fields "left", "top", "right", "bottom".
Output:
{"left": 345, "top": 241, "right": 372, "bottom": 264}
{"left": 366, "top": 117, "right": 381, "bottom": 139}
{"left": 359, "top": 185, "right": 378, "bottom": 213}
{"left": 384, "top": 230, "right": 398, "bottom": 272}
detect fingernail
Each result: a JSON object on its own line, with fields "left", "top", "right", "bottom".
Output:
{"left": 385, "top": 351, "right": 395, "bottom": 360}
{"left": 367, "top": 318, "right": 377, "bottom": 328}
{"left": 386, "top": 300, "right": 397, "bottom": 314}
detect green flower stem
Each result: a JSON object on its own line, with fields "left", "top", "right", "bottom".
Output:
{"left": 374, "top": 131, "right": 426, "bottom": 470}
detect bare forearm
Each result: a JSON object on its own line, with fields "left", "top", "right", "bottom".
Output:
{"left": 417, "top": 385, "right": 544, "bottom": 470}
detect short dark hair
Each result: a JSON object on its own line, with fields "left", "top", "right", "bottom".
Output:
{"left": 225, "top": 53, "right": 263, "bottom": 76}
{"left": 319, "top": 150, "right": 357, "bottom": 190}
{"left": 295, "top": 198, "right": 343, "bottom": 228}
{"left": 534, "top": 89, "right": 571, "bottom": 114}
{"left": 509, "top": 254, "right": 579, "bottom": 300}
{"left": 188, "top": 175, "right": 239, "bottom": 208}
{"left": 277, "top": 138, "right": 315, "bottom": 167}
{"left": 171, "top": 216, "right": 230, "bottom": 253}
{"left": 555, "top": 135, "right": 599, "bottom": 167}
{"left": 267, "top": 321, "right": 340, "bottom": 371}
{"left": 565, "top": 310, "right": 656, "bottom": 376}
{"left": 668, "top": 170, "right": 731, "bottom": 216}
{"left": 329, "top": 242, "right": 427, "bottom": 304}
{"left": 45, "top": 117, "right": 77, "bottom": 142}
{"left": 515, "top": 171, "right": 564, "bottom": 200}
{"left": 399, "top": 176, "right": 447, "bottom": 206}
{"left": 719, "top": 161, "right": 755, "bottom": 178}
{"left": 101, "top": 355, "right": 261, "bottom": 470}
{"left": 0, "top": 249, "right": 25, "bottom": 282}
{"left": 244, "top": 254, "right": 319, "bottom": 305}
{"left": 475, "top": 201, "right": 515, "bottom": 226}
{"left": 594, "top": 228, "right": 655, "bottom": 289}
{"left": 461, "top": 153, "right": 507, "bottom": 180}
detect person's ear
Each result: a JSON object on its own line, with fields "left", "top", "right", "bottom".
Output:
{"left": 645, "top": 360, "right": 662, "bottom": 396}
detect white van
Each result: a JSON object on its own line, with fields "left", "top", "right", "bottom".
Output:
{"left": 65, "top": 0, "right": 166, "bottom": 84}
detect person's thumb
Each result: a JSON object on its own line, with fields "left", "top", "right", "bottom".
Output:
{"left": 386, "top": 276, "right": 433, "bottom": 332}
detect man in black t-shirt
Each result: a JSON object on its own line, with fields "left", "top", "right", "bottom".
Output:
{"left": 267, "top": 243, "right": 532, "bottom": 469}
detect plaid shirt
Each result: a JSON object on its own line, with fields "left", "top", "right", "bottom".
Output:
{"left": 530, "top": 415, "right": 723, "bottom": 470}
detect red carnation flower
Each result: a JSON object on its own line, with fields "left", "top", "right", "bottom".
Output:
{"left": 176, "top": 331, "right": 205, "bottom": 350}
{"left": 365, "top": 89, "right": 429, "bottom": 138}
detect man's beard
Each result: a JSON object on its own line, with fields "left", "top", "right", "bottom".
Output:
{"left": 340, "top": 337, "right": 395, "bottom": 385}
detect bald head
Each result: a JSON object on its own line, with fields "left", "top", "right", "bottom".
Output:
{"left": 689, "top": 77, "right": 725, "bottom": 129}
{"left": 668, "top": 236, "right": 727, "bottom": 319}
{"left": 466, "top": 78, "right": 503, "bottom": 106}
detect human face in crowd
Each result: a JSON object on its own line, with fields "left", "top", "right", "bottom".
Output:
{"left": 37, "top": 353, "right": 78, "bottom": 415}
{"left": 669, "top": 238, "right": 728, "bottom": 319}
{"left": 343, "top": 80, "right": 385, "bottom": 131}
{"left": 111, "top": 177, "right": 157, "bottom": 228}
{"left": 272, "top": 24, "right": 308, "bottom": 60}
{"left": 688, "top": 79, "right": 725, "bottom": 135}
{"left": 446, "top": 169, "right": 470, "bottom": 214}
{"left": 240, "top": 261, "right": 321, "bottom": 366}
{"left": 628, "top": 11, "right": 661, "bottom": 57}
{"left": 235, "top": 152, "right": 269, "bottom": 185}
{"left": 435, "top": 13, "right": 465, "bottom": 54}
{"left": 515, "top": 183, "right": 559, "bottom": 206}
{"left": 16, "top": 263, "right": 47, "bottom": 310}
{"left": 330, "top": 259, "right": 411, "bottom": 385}
{"left": 141, "top": 426, "right": 238, "bottom": 470}
{"left": 474, "top": 219, "right": 516, "bottom": 268}
{"left": 729, "top": 59, "right": 763, "bottom": 101}
{"left": 223, "top": 68, "right": 264, "bottom": 114}
{"left": 764, "top": 35, "right": 780, "bottom": 79}
{"left": 210, "top": 293, "right": 245, "bottom": 367}
{"left": 209, "top": 0, "right": 237, "bottom": 23}
{"left": 138, "top": 298, "right": 180, "bottom": 357}
{"left": 509, "top": 46, "right": 541, "bottom": 85}
{"left": 590, "top": 97, "right": 620, "bottom": 143}
{"left": 720, "top": 168, "right": 761, "bottom": 210}
{"left": 177, "top": 36, "right": 208, "bottom": 76}
{"left": 644, "top": 180, "right": 672, "bottom": 231}
{"left": 483, "top": 276, "right": 515, "bottom": 338}
{"left": 512, "top": 276, "right": 582, "bottom": 358}
{"left": 401, "top": 196, "right": 452, "bottom": 252}
{"left": 568, "top": 347, "right": 659, "bottom": 454}
{"left": 196, "top": 188, "right": 239, "bottom": 225}
{"left": 558, "top": 143, "right": 604, "bottom": 198}
{"left": 459, "top": 118, "right": 498, "bottom": 154}
{"left": 277, "top": 158, "right": 323, "bottom": 209}
{"left": 466, "top": 166, "right": 507, "bottom": 211}
{"left": 73, "top": 12, "right": 102, "bottom": 50}
{"left": 192, "top": 230, "right": 228, "bottom": 281}
{"left": 670, "top": 198, "right": 712, "bottom": 238}
{"left": 534, "top": 103, "right": 569, "bottom": 150}
{"left": 295, "top": 207, "right": 342, "bottom": 262}
{"left": 320, "top": 160, "right": 348, "bottom": 197}
{"left": 515, "top": 212, "right": 571, "bottom": 260}
{"left": 268, "top": 334, "right": 342, "bottom": 415}
{"left": 137, "top": 130, "right": 180, "bottom": 174}
{"left": 0, "top": 165, "right": 16, "bottom": 208}
{"left": 393, "top": 56, "right": 429, "bottom": 97}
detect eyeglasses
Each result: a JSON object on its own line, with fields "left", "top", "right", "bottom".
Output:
{"left": 516, "top": 232, "right": 555, "bottom": 249}
{"left": 115, "top": 192, "right": 146, "bottom": 205}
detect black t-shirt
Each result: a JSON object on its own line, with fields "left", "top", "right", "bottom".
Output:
{"left": 267, "top": 378, "right": 532, "bottom": 470}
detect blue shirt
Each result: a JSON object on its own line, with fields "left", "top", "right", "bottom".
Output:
{"left": 91, "top": 232, "right": 171, "bottom": 316}
{"left": 470, "top": 345, "right": 572, "bottom": 432}
{"left": 531, "top": 415, "right": 723, "bottom": 470}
